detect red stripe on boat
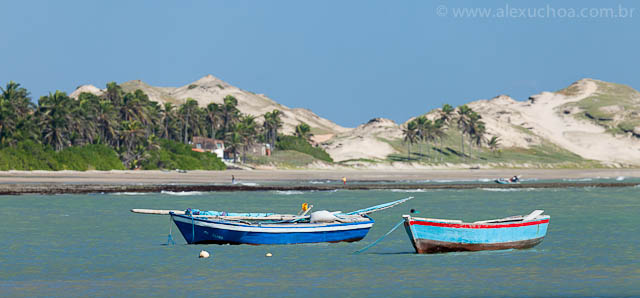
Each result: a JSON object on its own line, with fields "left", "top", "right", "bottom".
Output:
{"left": 409, "top": 219, "right": 549, "bottom": 229}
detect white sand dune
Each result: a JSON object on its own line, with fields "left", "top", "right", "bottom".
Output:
{"left": 322, "top": 118, "right": 402, "bottom": 162}
{"left": 70, "top": 77, "right": 640, "bottom": 166}
{"left": 71, "top": 75, "right": 348, "bottom": 135}
{"left": 469, "top": 79, "right": 640, "bottom": 164}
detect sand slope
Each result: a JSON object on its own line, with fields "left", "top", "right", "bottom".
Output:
{"left": 71, "top": 75, "right": 348, "bottom": 135}
{"left": 468, "top": 79, "right": 640, "bottom": 164}
{"left": 70, "top": 77, "right": 640, "bottom": 166}
{"left": 324, "top": 79, "right": 640, "bottom": 165}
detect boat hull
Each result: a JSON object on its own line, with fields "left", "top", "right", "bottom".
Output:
{"left": 403, "top": 216, "right": 549, "bottom": 254}
{"left": 172, "top": 214, "right": 374, "bottom": 245}
{"left": 409, "top": 236, "right": 544, "bottom": 253}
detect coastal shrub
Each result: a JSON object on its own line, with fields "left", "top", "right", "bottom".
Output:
{"left": 139, "top": 139, "right": 226, "bottom": 170}
{"left": 56, "top": 144, "right": 125, "bottom": 170}
{"left": 276, "top": 135, "right": 333, "bottom": 163}
{"left": 0, "top": 142, "right": 124, "bottom": 171}
{"left": 0, "top": 142, "right": 57, "bottom": 170}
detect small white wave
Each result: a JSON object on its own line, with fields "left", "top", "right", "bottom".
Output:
{"left": 112, "top": 192, "right": 150, "bottom": 196}
{"left": 390, "top": 189, "right": 426, "bottom": 193}
{"left": 477, "top": 178, "right": 492, "bottom": 182}
{"left": 433, "top": 180, "right": 454, "bottom": 183}
{"left": 309, "top": 180, "right": 331, "bottom": 184}
{"left": 274, "top": 190, "right": 305, "bottom": 195}
{"left": 563, "top": 178, "right": 593, "bottom": 182}
{"left": 616, "top": 176, "right": 625, "bottom": 181}
{"left": 240, "top": 182, "right": 259, "bottom": 186}
{"left": 160, "top": 191, "right": 203, "bottom": 196}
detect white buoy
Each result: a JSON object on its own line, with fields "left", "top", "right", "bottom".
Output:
{"left": 199, "top": 250, "right": 210, "bottom": 258}
{"left": 265, "top": 252, "right": 273, "bottom": 257}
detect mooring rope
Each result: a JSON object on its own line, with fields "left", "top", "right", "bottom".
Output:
{"left": 191, "top": 216, "right": 195, "bottom": 244}
{"left": 167, "top": 215, "right": 176, "bottom": 245}
{"left": 353, "top": 219, "right": 405, "bottom": 254}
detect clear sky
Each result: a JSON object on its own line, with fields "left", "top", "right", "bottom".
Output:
{"left": 1, "top": 0, "right": 638, "bottom": 127}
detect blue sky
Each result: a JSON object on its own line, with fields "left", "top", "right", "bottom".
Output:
{"left": 1, "top": 0, "right": 638, "bottom": 127}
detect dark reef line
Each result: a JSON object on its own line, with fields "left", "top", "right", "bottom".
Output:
{"left": 0, "top": 182, "right": 638, "bottom": 195}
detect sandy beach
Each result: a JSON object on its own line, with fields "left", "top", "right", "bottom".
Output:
{"left": 1, "top": 168, "right": 639, "bottom": 184}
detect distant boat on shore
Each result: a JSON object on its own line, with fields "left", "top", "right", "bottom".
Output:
{"left": 495, "top": 175, "right": 521, "bottom": 184}
{"left": 402, "top": 210, "right": 549, "bottom": 253}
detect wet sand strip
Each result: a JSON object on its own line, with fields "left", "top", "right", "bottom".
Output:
{"left": 0, "top": 181, "right": 638, "bottom": 195}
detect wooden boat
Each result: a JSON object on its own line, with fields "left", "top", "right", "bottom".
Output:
{"left": 402, "top": 210, "right": 549, "bottom": 253}
{"left": 132, "top": 197, "right": 412, "bottom": 245}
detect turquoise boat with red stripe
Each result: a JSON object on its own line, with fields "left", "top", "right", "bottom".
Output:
{"left": 403, "top": 210, "right": 550, "bottom": 253}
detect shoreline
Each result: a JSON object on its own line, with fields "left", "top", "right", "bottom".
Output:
{"left": 1, "top": 168, "right": 640, "bottom": 184}
{"left": 0, "top": 168, "right": 639, "bottom": 195}
{"left": 0, "top": 182, "right": 637, "bottom": 195}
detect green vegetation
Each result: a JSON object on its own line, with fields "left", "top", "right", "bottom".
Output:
{"left": 139, "top": 139, "right": 225, "bottom": 170}
{"left": 276, "top": 135, "right": 333, "bottom": 163}
{"left": 245, "top": 150, "right": 320, "bottom": 168}
{"left": 294, "top": 122, "right": 312, "bottom": 141}
{"left": 0, "top": 79, "right": 312, "bottom": 170}
{"left": 0, "top": 142, "right": 125, "bottom": 171}
{"left": 389, "top": 125, "right": 597, "bottom": 167}
{"left": 394, "top": 103, "right": 597, "bottom": 168}
{"left": 560, "top": 81, "right": 640, "bottom": 136}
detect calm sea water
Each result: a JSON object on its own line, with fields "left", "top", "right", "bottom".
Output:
{"left": 1, "top": 186, "right": 639, "bottom": 297}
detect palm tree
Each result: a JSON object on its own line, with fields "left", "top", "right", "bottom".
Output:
{"left": 456, "top": 105, "right": 472, "bottom": 157}
{"left": 104, "top": 82, "right": 124, "bottom": 106}
{"left": 71, "top": 96, "right": 97, "bottom": 145}
{"left": 422, "top": 119, "right": 438, "bottom": 160}
{"left": 146, "top": 101, "right": 163, "bottom": 137}
{"left": 263, "top": 109, "right": 283, "bottom": 150}
{"left": 488, "top": 136, "right": 501, "bottom": 156}
{"left": 295, "top": 122, "right": 312, "bottom": 141}
{"left": 432, "top": 118, "right": 447, "bottom": 161}
{"left": 403, "top": 120, "right": 418, "bottom": 160}
{"left": 414, "top": 116, "right": 428, "bottom": 159}
{"left": 439, "top": 104, "right": 454, "bottom": 125}
{"left": 179, "top": 98, "right": 200, "bottom": 144}
{"left": 238, "top": 115, "right": 258, "bottom": 163}
{"left": 221, "top": 95, "right": 240, "bottom": 135}
{"left": 161, "top": 102, "right": 179, "bottom": 141}
{"left": 121, "top": 90, "right": 152, "bottom": 129}
{"left": 225, "top": 124, "right": 243, "bottom": 163}
{"left": 468, "top": 113, "right": 486, "bottom": 158}
{"left": 0, "top": 81, "right": 35, "bottom": 146}
{"left": 94, "top": 99, "right": 119, "bottom": 146}
{"left": 0, "top": 95, "right": 9, "bottom": 144}
{"left": 38, "top": 91, "right": 74, "bottom": 151}
{"left": 120, "top": 120, "right": 146, "bottom": 168}
{"left": 206, "top": 103, "right": 222, "bottom": 139}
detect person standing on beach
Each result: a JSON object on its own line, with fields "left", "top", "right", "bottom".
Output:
{"left": 232, "top": 175, "right": 236, "bottom": 184}
{"left": 342, "top": 177, "right": 347, "bottom": 185}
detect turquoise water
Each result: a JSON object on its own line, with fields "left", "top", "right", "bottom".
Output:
{"left": 1, "top": 187, "right": 639, "bottom": 297}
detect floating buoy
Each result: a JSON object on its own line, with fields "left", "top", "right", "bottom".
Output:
{"left": 199, "top": 250, "right": 210, "bottom": 258}
{"left": 265, "top": 252, "right": 273, "bottom": 257}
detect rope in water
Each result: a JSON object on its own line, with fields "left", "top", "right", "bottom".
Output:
{"left": 191, "top": 216, "right": 195, "bottom": 244}
{"left": 353, "top": 219, "right": 405, "bottom": 254}
{"left": 166, "top": 215, "right": 175, "bottom": 245}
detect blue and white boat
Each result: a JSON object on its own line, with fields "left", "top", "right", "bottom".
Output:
{"left": 403, "top": 210, "right": 550, "bottom": 253}
{"left": 133, "top": 197, "right": 412, "bottom": 245}
{"left": 170, "top": 212, "right": 375, "bottom": 245}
